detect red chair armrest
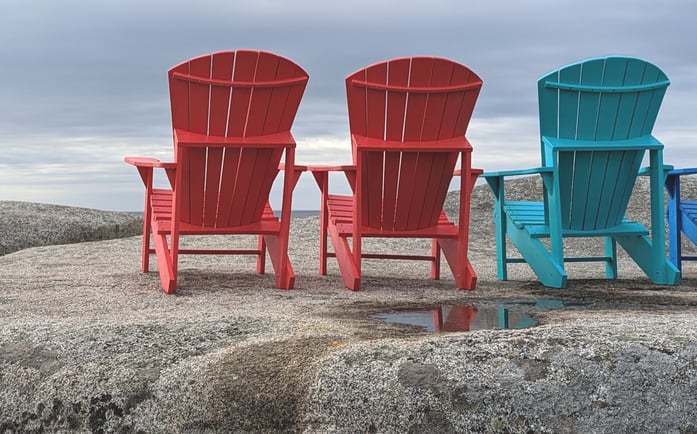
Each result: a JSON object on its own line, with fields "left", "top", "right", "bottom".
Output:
{"left": 124, "top": 156, "right": 176, "bottom": 169}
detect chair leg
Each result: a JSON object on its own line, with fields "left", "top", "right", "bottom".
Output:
{"left": 256, "top": 236, "right": 266, "bottom": 274}
{"left": 666, "top": 189, "right": 682, "bottom": 270}
{"left": 486, "top": 177, "right": 509, "bottom": 281}
{"left": 463, "top": 261, "right": 477, "bottom": 290}
{"left": 438, "top": 238, "right": 476, "bottom": 290}
{"left": 617, "top": 153, "right": 680, "bottom": 285}
{"left": 137, "top": 166, "right": 154, "bottom": 273}
{"left": 430, "top": 239, "right": 441, "bottom": 280}
{"left": 263, "top": 235, "right": 295, "bottom": 290}
{"left": 154, "top": 232, "right": 177, "bottom": 293}
{"left": 319, "top": 185, "right": 329, "bottom": 276}
{"left": 141, "top": 218, "right": 151, "bottom": 273}
{"left": 505, "top": 215, "right": 567, "bottom": 288}
{"left": 604, "top": 237, "right": 618, "bottom": 279}
{"left": 616, "top": 235, "right": 680, "bottom": 285}
{"left": 493, "top": 208, "right": 508, "bottom": 281}
{"left": 310, "top": 170, "right": 331, "bottom": 275}
{"left": 328, "top": 223, "right": 360, "bottom": 290}
{"left": 667, "top": 207, "right": 682, "bottom": 271}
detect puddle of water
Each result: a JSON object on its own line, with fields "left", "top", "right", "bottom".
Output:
{"left": 370, "top": 299, "right": 567, "bottom": 332}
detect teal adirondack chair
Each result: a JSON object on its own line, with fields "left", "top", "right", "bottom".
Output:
{"left": 483, "top": 56, "right": 680, "bottom": 288}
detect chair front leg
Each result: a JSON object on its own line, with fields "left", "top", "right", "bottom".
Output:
{"left": 256, "top": 236, "right": 267, "bottom": 274}
{"left": 604, "top": 237, "right": 618, "bottom": 279}
{"left": 541, "top": 171, "right": 564, "bottom": 269}
{"left": 666, "top": 172, "right": 683, "bottom": 270}
{"left": 135, "top": 165, "right": 154, "bottom": 273}
{"left": 310, "top": 170, "right": 330, "bottom": 275}
{"left": 485, "top": 175, "right": 508, "bottom": 281}
{"left": 430, "top": 239, "right": 441, "bottom": 280}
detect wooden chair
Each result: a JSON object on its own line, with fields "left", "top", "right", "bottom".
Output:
{"left": 124, "top": 50, "right": 308, "bottom": 293}
{"left": 309, "top": 56, "right": 483, "bottom": 291}
{"left": 483, "top": 56, "right": 679, "bottom": 288}
{"left": 665, "top": 168, "right": 697, "bottom": 270}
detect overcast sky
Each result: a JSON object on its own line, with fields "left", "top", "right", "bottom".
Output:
{"left": 0, "top": 0, "right": 695, "bottom": 211}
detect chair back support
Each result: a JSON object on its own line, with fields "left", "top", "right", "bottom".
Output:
{"left": 537, "top": 56, "right": 669, "bottom": 230}
{"left": 346, "top": 57, "right": 482, "bottom": 231}
{"left": 169, "top": 50, "right": 308, "bottom": 227}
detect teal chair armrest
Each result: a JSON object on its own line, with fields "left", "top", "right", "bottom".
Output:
{"left": 638, "top": 164, "right": 674, "bottom": 176}
{"left": 482, "top": 166, "right": 552, "bottom": 179}
{"left": 483, "top": 167, "right": 553, "bottom": 199}
{"left": 482, "top": 167, "right": 554, "bottom": 206}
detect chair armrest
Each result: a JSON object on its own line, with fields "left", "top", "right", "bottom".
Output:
{"left": 482, "top": 167, "right": 553, "bottom": 204}
{"left": 124, "top": 156, "right": 176, "bottom": 169}
{"left": 279, "top": 163, "right": 307, "bottom": 172}
{"left": 124, "top": 157, "right": 178, "bottom": 189}
{"left": 307, "top": 165, "right": 357, "bottom": 194}
{"left": 638, "top": 164, "right": 674, "bottom": 176}
{"left": 306, "top": 164, "right": 356, "bottom": 173}
{"left": 454, "top": 168, "right": 484, "bottom": 176}
{"left": 666, "top": 167, "right": 697, "bottom": 177}
{"left": 482, "top": 166, "right": 552, "bottom": 179}
{"left": 663, "top": 166, "right": 697, "bottom": 198}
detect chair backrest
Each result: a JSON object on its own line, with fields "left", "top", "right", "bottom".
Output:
{"left": 345, "top": 56, "right": 482, "bottom": 231}
{"left": 169, "top": 50, "right": 308, "bottom": 227}
{"left": 537, "top": 56, "right": 669, "bottom": 230}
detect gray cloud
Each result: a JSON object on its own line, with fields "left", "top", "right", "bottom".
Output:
{"left": 0, "top": 0, "right": 696, "bottom": 210}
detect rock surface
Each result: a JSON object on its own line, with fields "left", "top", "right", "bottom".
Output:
{"left": 1, "top": 178, "right": 697, "bottom": 433}
{"left": 0, "top": 201, "right": 142, "bottom": 256}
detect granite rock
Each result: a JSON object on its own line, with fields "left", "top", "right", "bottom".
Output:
{"left": 2, "top": 178, "right": 697, "bottom": 433}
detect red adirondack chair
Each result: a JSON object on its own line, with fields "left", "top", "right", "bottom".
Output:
{"left": 309, "top": 57, "right": 483, "bottom": 291}
{"left": 124, "top": 50, "right": 308, "bottom": 293}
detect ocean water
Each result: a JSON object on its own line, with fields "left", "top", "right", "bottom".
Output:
{"left": 289, "top": 210, "right": 320, "bottom": 218}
